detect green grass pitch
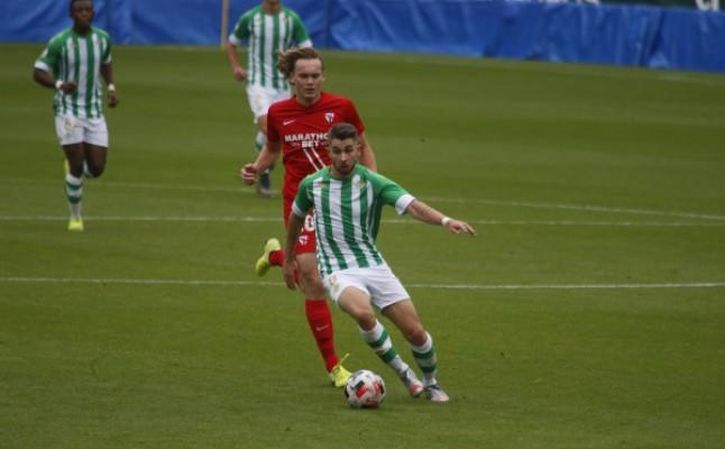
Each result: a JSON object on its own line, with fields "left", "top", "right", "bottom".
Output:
{"left": 1, "top": 43, "right": 724, "bottom": 448}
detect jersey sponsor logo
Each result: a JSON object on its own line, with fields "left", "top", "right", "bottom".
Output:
{"left": 284, "top": 132, "right": 328, "bottom": 170}
{"left": 283, "top": 132, "right": 327, "bottom": 144}
{"left": 328, "top": 275, "right": 341, "bottom": 294}
{"left": 324, "top": 112, "right": 335, "bottom": 123}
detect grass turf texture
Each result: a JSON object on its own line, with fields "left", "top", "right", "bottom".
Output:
{"left": 1, "top": 43, "right": 724, "bottom": 448}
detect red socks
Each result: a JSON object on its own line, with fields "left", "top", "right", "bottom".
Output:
{"left": 305, "top": 299, "right": 339, "bottom": 372}
{"left": 269, "top": 249, "right": 284, "bottom": 267}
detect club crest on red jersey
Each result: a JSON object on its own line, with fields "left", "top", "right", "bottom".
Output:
{"left": 324, "top": 112, "right": 335, "bottom": 123}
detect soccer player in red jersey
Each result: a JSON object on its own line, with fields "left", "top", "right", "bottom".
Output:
{"left": 240, "top": 47, "right": 377, "bottom": 387}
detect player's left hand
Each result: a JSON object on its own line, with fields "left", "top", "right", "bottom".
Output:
{"left": 446, "top": 219, "right": 477, "bottom": 237}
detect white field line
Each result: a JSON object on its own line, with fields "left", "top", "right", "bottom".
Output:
{"left": 0, "top": 215, "right": 279, "bottom": 223}
{"left": 3, "top": 177, "right": 725, "bottom": 222}
{"left": 0, "top": 276, "right": 723, "bottom": 291}
{"left": 0, "top": 215, "right": 724, "bottom": 228}
{"left": 424, "top": 197, "right": 725, "bottom": 222}
{"left": 1, "top": 178, "right": 245, "bottom": 193}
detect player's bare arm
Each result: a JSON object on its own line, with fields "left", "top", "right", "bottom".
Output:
{"left": 241, "top": 140, "right": 282, "bottom": 184}
{"left": 32, "top": 68, "right": 77, "bottom": 94}
{"left": 282, "top": 212, "right": 306, "bottom": 290}
{"left": 405, "top": 200, "right": 477, "bottom": 236}
{"left": 358, "top": 132, "right": 377, "bottom": 172}
{"left": 100, "top": 63, "right": 118, "bottom": 108}
{"left": 225, "top": 42, "right": 247, "bottom": 81}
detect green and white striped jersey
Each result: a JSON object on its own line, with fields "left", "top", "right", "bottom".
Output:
{"left": 229, "top": 5, "right": 312, "bottom": 91}
{"left": 293, "top": 165, "right": 416, "bottom": 276}
{"left": 34, "top": 27, "right": 112, "bottom": 119}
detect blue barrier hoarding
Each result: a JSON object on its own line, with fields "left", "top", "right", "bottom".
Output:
{"left": 2, "top": 0, "right": 724, "bottom": 73}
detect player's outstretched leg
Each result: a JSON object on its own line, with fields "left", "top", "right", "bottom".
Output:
{"left": 360, "top": 320, "right": 423, "bottom": 398}
{"left": 423, "top": 384, "right": 450, "bottom": 402}
{"left": 255, "top": 238, "right": 283, "bottom": 276}
{"left": 304, "top": 299, "right": 350, "bottom": 387}
{"left": 411, "top": 332, "right": 449, "bottom": 402}
{"left": 254, "top": 131, "right": 272, "bottom": 198}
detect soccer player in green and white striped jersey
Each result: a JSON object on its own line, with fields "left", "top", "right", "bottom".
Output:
{"left": 33, "top": 0, "right": 118, "bottom": 231}
{"left": 225, "top": 0, "right": 312, "bottom": 196}
{"left": 284, "top": 123, "right": 477, "bottom": 403}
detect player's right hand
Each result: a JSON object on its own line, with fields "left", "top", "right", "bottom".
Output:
{"left": 60, "top": 81, "right": 78, "bottom": 94}
{"left": 232, "top": 67, "right": 247, "bottom": 81}
{"left": 283, "top": 260, "right": 299, "bottom": 290}
{"left": 240, "top": 163, "right": 258, "bottom": 185}
{"left": 107, "top": 91, "right": 119, "bottom": 108}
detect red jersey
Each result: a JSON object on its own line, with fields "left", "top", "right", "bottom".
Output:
{"left": 267, "top": 92, "right": 365, "bottom": 224}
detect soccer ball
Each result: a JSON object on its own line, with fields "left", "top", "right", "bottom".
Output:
{"left": 344, "top": 369, "right": 386, "bottom": 409}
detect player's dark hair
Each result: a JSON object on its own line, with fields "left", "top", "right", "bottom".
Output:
{"left": 277, "top": 47, "right": 324, "bottom": 79}
{"left": 70, "top": 0, "right": 92, "bottom": 14}
{"left": 328, "top": 122, "right": 358, "bottom": 142}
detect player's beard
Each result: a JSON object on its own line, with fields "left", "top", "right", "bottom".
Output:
{"left": 334, "top": 162, "right": 355, "bottom": 178}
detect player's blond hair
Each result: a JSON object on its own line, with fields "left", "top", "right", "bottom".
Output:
{"left": 277, "top": 47, "right": 324, "bottom": 79}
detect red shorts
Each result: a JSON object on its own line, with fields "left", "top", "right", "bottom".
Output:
{"left": 284, "top": 193, "right": 316, "bottom": 255}
{"left": 295, "top": 212, "right": 317, "bottom": 255}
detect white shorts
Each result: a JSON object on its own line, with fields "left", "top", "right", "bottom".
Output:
{"left": 323, "top": 264, "right": 411, "bottom": 310}
{"left": 246, "top": 84, "right": 291, "bottom": 122}
{"left": 55, "top": 115, "right": 109, "bottom": 147}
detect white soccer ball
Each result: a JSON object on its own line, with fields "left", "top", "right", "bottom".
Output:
{"left": 344, "top": 369, "right": 386, "bottom": 409}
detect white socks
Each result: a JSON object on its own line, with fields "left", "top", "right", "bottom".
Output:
{"left": 360, "top": 320, "right": 408, "bottom": 375}
{"left": 65, "top": 173, "right": 83, "bottom": 219}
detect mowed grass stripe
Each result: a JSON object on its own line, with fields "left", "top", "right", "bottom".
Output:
{"left": 1, "top": 214, "right": 724, "bottom": 227}
{"left": 2, "top": 177, "right": 725, "bottom": 221}
{"left": 2, "top": 276, "right": 724, "bottom": 290}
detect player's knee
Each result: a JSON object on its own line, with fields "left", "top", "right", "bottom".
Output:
{"left": 403, "top": 325, "right": 427, "bottom": 346}
{"left": 88, "top": 165, "right": 105, "bottom": 177}
{"left": 68, "top": 164, "right": 84, "bottom": 178}
{"left": 349, "top": 307, "right": 376, "bottom": 330}
{"left": 360, "top": 312, "right": 377, "bottom": 330}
